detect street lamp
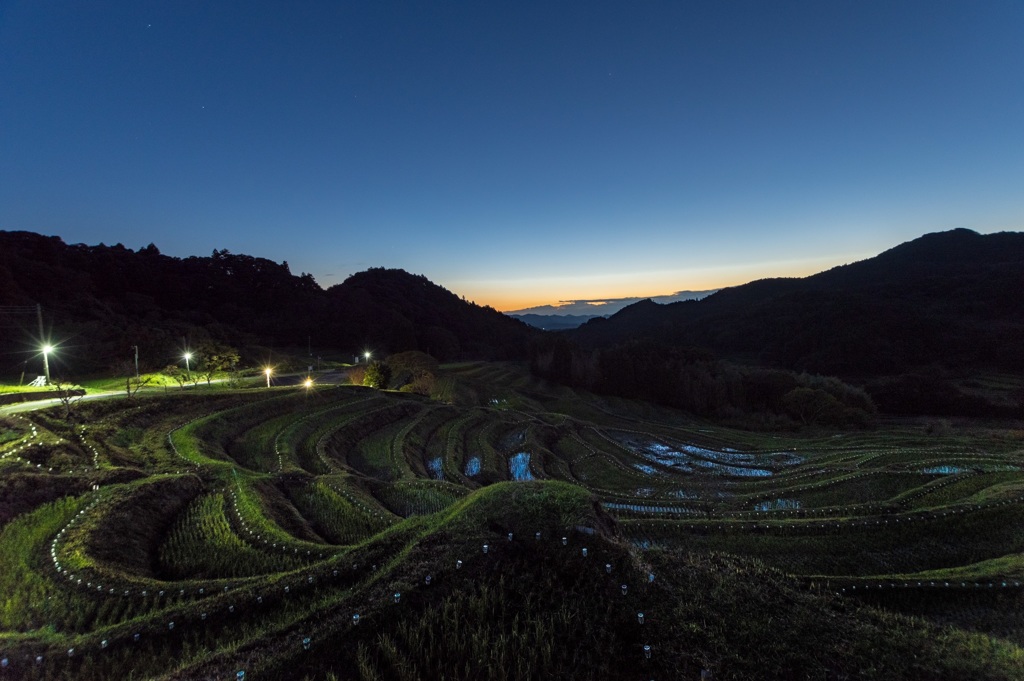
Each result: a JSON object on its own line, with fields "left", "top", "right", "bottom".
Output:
{"left": 264, "top": 367, "right": 272, "bottom": 388}
{"left": 41, "top": 344, "right": 53, "bottom": 386}
{"left": 363, "top": 351, "right": 371, "bottom": 363}
{"left": 303, "top": 377, "right": 313, "bottom": 389}
{"left": 183, "top": 352, "right": 193, "bottom": 382}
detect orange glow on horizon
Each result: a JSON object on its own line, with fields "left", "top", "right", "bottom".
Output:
{"left": 467, "top": 253, "right": 868, "bottom": 313}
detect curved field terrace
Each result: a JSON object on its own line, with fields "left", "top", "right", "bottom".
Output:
{"left": 2, "top": 362, "right": 1024, "bottom": 680}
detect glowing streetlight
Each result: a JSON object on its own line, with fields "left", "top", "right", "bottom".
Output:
{"left": 363, "top": 350, "right": 371, "bottom": 363}
{"left": 303, "top": 377, "right": 313, "bottom": 389}
{"left": 264, "top": 367, "right": 272, "bottom": 388}
{"left": 41, "top": 344, "right": 53, "bottom": 385}
{"left": 183, "top": 352, "right": 193, "bottom": 381}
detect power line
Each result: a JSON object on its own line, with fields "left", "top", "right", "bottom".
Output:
{"left": 0, "top": 305, "right": 40, "bottom": 327}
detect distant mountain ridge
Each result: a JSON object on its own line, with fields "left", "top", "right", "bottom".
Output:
{"left": 5, "top": 227, "right": 1022, "bottom": 400}
{"left": 510, "top": 313, "right": 603, "bottom": 330}
{"left": 568, "top": 228, "right": 1024, "bottom": 377}
{"left": 507, "top": 289, "right": 717, "bottom": 318}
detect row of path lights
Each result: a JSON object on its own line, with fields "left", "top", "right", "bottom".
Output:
{"left": 229, "top": 488, "right": 327, "bottom": 559}
{"left": 839, "top": 579, "right": 1022, "bottom": 595}
{"left": 662, "top": 494, "right": 1024, "bottom": 537}
{"left": 45, "top": 484, "right": 1024, "bottom": 641}
{"left": 166, "top": 418, "right": 204, "bottom": 469}
{"left": 46, "top": 510, "right": 994, "bottom": 679}
{"left": 499, "top": 530, "right": 661, "bottom": 668}
{"left": 232, "top": 528, "right": 666, "bottom": 679}
{"left": 22, "top": 419, "right": 1016, "bottom": 678}
{"left": 0, "top": 421, "right": 87, "bottom": 474}
{"left": 0, "top": 416, "right": 41, "bottom": 466}
{"left": 313, "top": 401, "right": 393, "bottom": 474}
{"left": 271, "top": 396, "right": 372, "bottom": 473}
{"left": 55, "top": 546, "right": 351, "bottom": 676}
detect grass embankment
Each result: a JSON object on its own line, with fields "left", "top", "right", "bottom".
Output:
{"left": 258, "top": 482, "right": 1024, "bottom": 681}
{"left": 4, "top": 361, "right": 1024, "bottom": 679}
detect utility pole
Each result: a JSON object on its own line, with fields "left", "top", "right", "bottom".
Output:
{"left": 181, "top": 336, "right": 191, "bottom": 382}
{"left": 132, "top": 345, "right": 140, "bottom": 380}
{"left": 37, "top": 304, "right": 50, "bottom": 385}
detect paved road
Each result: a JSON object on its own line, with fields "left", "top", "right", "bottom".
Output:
{"left": 0, "top": 390, "right": 125, "bottom": 416}
{"left": 0, "top": 370, "right": 354, "bottom": 416}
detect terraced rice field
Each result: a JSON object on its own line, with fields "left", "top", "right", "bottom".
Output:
{"left": 2, "top": 362, "right": 1024, "bottom": 679}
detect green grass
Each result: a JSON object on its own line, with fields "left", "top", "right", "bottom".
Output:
{"left": 159, "top": 492, "right": 307, "bottom": 578}
{"left": 0, "top": 384, "right": 58, "bottom": 394}
{"left": 4, "top": 361, "right": 1024, "bottom": 679}
{"left": 288, "top": 479, "right": 391, "bottom": 545}
{"left": 0, "top": 495, "right": 87, "bottom": 631}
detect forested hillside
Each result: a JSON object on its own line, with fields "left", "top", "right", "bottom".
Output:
{"left": 551, "top": 229, "right": 1024, "bottom": 419}
{"left": 569, "top": 229, "right": 1024, "bottom": 376}
{"left": 0, "top": 232, "right": 534, "bottom": 376}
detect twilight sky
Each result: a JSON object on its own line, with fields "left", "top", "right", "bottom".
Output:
{"left": 1, "top": 1, "right": 1022, "bottom": 311}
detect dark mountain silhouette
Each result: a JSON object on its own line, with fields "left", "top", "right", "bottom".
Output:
{"left": 510, "top": 313, "right": 603, "bottom": 330}
{"left": 0, "top": 231, "right": 534, "bottom": 375}
{"left": 4, "top": 227, "right": 1020, "bottom": 417}
{"left": 324, "top": 268, "right": 533, "bottom": 360}
{"left": 568, "top": 229, "right": 1024, "bottom": 378}
{"left": 546, "top": 229, "right": 1024, "bottom": 418}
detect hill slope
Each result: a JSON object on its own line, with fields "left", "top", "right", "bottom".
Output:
{"left": 0, "top": 231, "right": 534, "bottom": 374}
{"left": 326, "top": 268, "right": 532, "bottom": 360}
{"left": 510, "top": 313, "right": 603, "bottom": 330}
{"left": 568, "top": 229, "right": 1024, "bottom": 377}
{"left": 5, "top": 368, "right": 1024, "bottom": 679}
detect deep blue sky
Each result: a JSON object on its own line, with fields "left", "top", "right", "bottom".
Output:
{"left": 2, "top": 1, "right": 1021, "bottom": 311}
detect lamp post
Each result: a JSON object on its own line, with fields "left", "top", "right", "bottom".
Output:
{"left": 183, "top": 352, "right": 193, "bottom": 382}
{"left": 265, "top": 367, "right": 272, "bottom": 388}
{"left": 363, "top": 351, "right": 371, "bottom": 363}
{"left": 41, "top": 344, "right": 53, "bottom": 386}
{"left": 132, "top": 345, "right": 140, "bottom": 380}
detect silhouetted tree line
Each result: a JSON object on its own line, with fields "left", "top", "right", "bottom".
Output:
{"left": 571, "top": 230, "right": 1024, "bottom": 374}
{"left": 530, "top": 336, "right": 876, "bottom": 428}
{"left": 866, "top": 373, "right": 1023, "bottom": 419}
{"left": 0, "top": 232, "right": 535, "bottom": 376}
{"left": 564, "top": 229, "right": 1024, "bottom": 419}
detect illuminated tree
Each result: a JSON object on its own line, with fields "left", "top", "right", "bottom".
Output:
{"left": 51, "top": 378, "right": 83, "bottom": 420}
{"left": 164, "top": 365, "right": 187, "bottom": 389}
{"left": 196, "top": 342, "right": 241, "bottom": 385}
{"left": 388, "top": 351, "right": 438, "bottom": 393}
{"left": 363, "top": 361, "right": 391, "bottom": 390}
